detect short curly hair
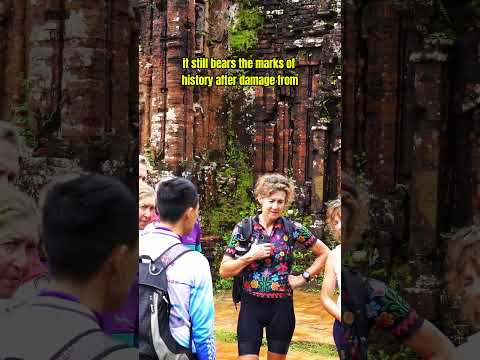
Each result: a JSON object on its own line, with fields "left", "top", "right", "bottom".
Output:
{"left": 139, "top": 180, "right": 155, "bottom": 204}
{"left": 445, "top": 225, "right": 480, "bottom": 327}
{"left": 326, "top": 198, "right": 341, "bottom": 223}
{"left": 254, "top": 173, "right": 295, "bottom": 207}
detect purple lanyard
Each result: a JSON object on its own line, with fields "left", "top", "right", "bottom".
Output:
{"left": 153, "top": 224, "right": 182, "bottom": 241}
{"left": 155, "top": 225, "right": 174, "bottom": 232}
{"left": 38, "top": 290, "right": 103, "bottom": 327}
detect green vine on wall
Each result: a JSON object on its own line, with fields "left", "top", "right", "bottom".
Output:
{"left": 202, "top": 132, "right": 257, "bottom": 237}
{"left": 10, "top": 77, "right": 38, "bottom": 149}
{"left": 228, "top": 1, "right": 264, "bottom": 53}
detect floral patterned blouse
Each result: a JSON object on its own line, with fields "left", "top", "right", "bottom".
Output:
{"left": 224, "top": 216, "right": 317, "bottom": 299}
{"left": 339, "top": 272, "right": 424, "bottom": 359}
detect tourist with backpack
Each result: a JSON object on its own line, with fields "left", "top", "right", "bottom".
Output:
{"left": 144, "top": 176, "right": 204, "bottom": 252}
{"left": 337, "top": 173, "right": 456, "bottom": 359}
{"left": 218, "top": 173, "right": 330, "bottom": 360}
{"left": 1, "top": 174, "right": 139, "bottom": 359}
{"left": 139, "top": 177, "right": 216, "bottom": 360}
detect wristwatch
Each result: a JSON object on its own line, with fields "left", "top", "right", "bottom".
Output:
{"left": 302, "top": 271, "right": 311, "bottom": 282}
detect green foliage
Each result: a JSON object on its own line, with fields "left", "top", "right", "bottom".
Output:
{"left": 229, "top": 29, "right": 258, "bottom": 53}
{"left": 214, "top": 277, "right": 233, "bottom": 292}
{"left": 289, "top": 341, "right": 337, "bottom": 357}
{"left": 330, "top": 61, "right": 342, "bottom": 86}
{"left": 368, "top": 345, "right": 417, "bottom": 360}
{"left": 285, "top": 207, "right": 313, "bottom": 228}
{"left": 228, "top": 5, "right": 264, "bottom": 53}
{"left": 353, "top": 152, "right": 368, "bottom": 178}
{"left": 143, "top": 146, "right": 157, "bottom": 168}
{"left": 388, "top": 263, "right": 413, "bottom": 291}
{"left": 10, "top": 77, "right": 38, "bottom": 149}
{"left": 323, "top": 226, "right": 339, "bottom": 249}
{"left": 428, "top": 0, "right": 457, "bottom": 40}
{"left": 473, "top": 0, "right": 480, "bottom": 11}
{"left": 201, "top": 134, "right": 256, "bottom": 237}
{"left": 215, "top": 329, "right": 238, "bottom": 343}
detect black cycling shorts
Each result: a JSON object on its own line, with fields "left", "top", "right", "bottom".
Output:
{"left": 237, "top": 293, "right": 295, "bottom": 355}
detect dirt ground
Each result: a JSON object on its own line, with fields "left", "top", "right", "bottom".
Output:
{"left": 214, "top": 291, "right": 338, "bottom": 360}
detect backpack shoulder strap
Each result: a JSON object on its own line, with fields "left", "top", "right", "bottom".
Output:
{"left": 50, "top": 328, "right": 131, "bottom": 360}
{"left": 239, "top": 216, "right": 254, "bottom": 242}
{"left": 160, "top": 244, "right": 193, "bottom": 271}
{"left": 139, "top": 243, "right": 192, "bottom": 290}
{"left": 232, "top": 216, "right": 254, "bottom": 306}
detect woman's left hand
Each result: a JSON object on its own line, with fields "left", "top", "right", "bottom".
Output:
{"left": 288, "top": 274, "right": 306, "bottom": 289}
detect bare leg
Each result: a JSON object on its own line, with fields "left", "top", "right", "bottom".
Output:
{"left": 239, "top": 355, "right": 259, "bottom": 360}
{"left": 267, "top": 352, "right": 287, "bottom": 360}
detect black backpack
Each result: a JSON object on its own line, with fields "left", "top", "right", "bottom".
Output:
{"left": 232, "top": 216, "right": 295, "bottom": 305}
{"left": 341, "top": 265, "right": 370, "bottom": 359}
{"left": 139, "top": 243, "right": 195, "bottom": 360}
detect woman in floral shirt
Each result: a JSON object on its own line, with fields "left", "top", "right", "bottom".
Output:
{"left": 338, "top": 173, "right": 455, "bottom": 359}
{"left": 219, "top": 173, "right": 330, "bottom": 360}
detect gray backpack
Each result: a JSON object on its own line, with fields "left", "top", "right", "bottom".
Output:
{"left": 139, "top": 243, "right": 195, "bottom": 360}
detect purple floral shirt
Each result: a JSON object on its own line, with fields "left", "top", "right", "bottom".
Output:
{"left": 225, "top": 216, "right": 317, "bottom": 299}
{"left": 339, "top": 273, "right": 424, "bottom": 359}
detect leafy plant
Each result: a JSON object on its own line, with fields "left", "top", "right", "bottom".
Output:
{"left": 10, "top": 77, "right": 38, "bottom": 149}
{"left": 214, "top": 277, "right": 233, "bottom": 292}
{"left": 228, "top": 5, "right": 264, "bottom": 53}
{"left": 202, "top": 134, "right": 256, "bottom": 236}
{"left": 353, "top": 152, "right": 368, "bottom": 178}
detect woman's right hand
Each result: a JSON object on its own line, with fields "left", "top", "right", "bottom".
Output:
{"left": 244, "top": 240, "right": 274, "bottom": 261}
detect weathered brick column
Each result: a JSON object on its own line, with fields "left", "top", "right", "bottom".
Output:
{"left": 363, "top": 0, "right": 401, "bottom": 192}
{"left": 405, "top": 38, "right": 452, "bottom": 320}
{"left": 0, "top": 1, "right": 136, "bottom": 170}
{"left": 0, "top": 0, "right": 9, "bottom": 115}
{"left": 311, "top": 120, "right": 329, "bottom": 212}
{"left": 2, "top": 0, "right": 26, "bottom": 121}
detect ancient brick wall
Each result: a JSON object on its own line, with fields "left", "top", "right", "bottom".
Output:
{"left": 251, "top": 0, "right": 342, "bottom": 211}
{"left": 135, "top": 0, "right": 231, "bottom": 170}
{"left": 0, "top": 0, "right": 138, "bottom": 176}
{"left": 137, "top": 0, "right": 341, "bottom": 213}
{"left": 343, "top": 0, "right": 480, "bottom": 339}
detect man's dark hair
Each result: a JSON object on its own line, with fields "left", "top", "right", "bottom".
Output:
{"left": 156, "top": 177, "right": 198, "bottom": 223}
{"left": 42, "top": 173, "right": 137, "bottom": 283}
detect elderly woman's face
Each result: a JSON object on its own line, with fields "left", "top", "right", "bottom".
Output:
{"left": 258, "top": 191, "right": 287, "bottom": 222}
{"left": 139, "top": 196, "right": 156, "bottom": 230}
{"left": 0, "top": 221, "right": 36, "bottom": 298}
